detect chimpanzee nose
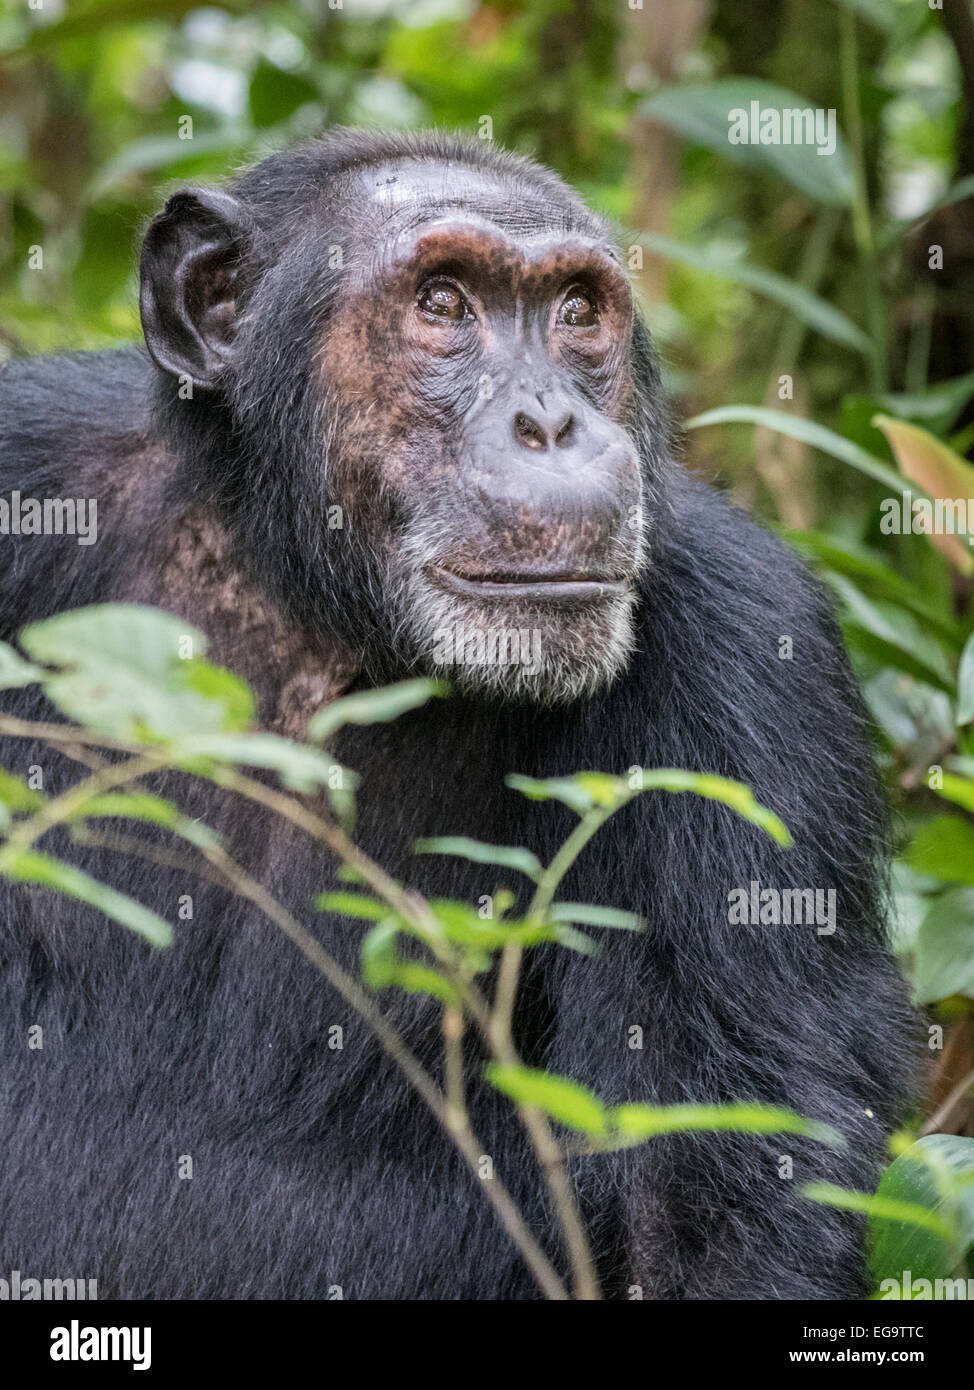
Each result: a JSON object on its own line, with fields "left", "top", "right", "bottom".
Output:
{"left": 512, "top": 402, "right": 576, "bottom": 451}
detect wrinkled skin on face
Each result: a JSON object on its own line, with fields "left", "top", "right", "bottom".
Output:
{"left": 319, "top": 162, "right": 645, "bottom": 702}
{"left": 141, "top": 152, "right": 654, "bottom": 704}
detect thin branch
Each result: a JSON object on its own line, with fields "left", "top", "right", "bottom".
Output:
{"left": 921, "top": 1066, "right": 974, "bottom": 1137}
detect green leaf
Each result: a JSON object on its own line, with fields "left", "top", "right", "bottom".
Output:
{"left": 905, "top": 818, "right": 974, "bottom": 888}
{"left": 387, "top": 963, "right": 460, "bottom": 1007}
{"left": 485, "top": 1064, "right": 608, "bottom": 1135}
{"left": 505, "top": 772, "right": 598, "bottom": 814}
{"left": 86, "top": 128, "right": 253, "bottom": 200}
{"left": 686, "top": 406, "right": 911, "bottom": 494}
{"left": 805, "top": 1184, "right": 954, "bottom": 1246}
{"left": 67, "top": 791, "right": 222, "bottom": 852}
{"left": 360, "top": 920, "right": 458, "bottom": 1005}
{"left": 959, "top": 635, "right": 974, "bottom": 726}
{"left": 179, "top": 663, "right": 255, "bottom": 731}
{"left": 308, "top": 679, "right": 445, "bottom": 743}
{"left": 632, "top": 769, "right": 793, "bottom": 846}
{"left": 0, "top": 847, "right": 172, "bottom": 947}
{"left": 249, "top": 59, "right": 320, "bottom": 129}
{"left": 846, "top": 375, "right": 974, "bottom": 439}
{"left": 508, "top": 767, "right": 791, "bottom": 845}
{"left": 316, "top": 891, "right": 389, "bottom": 922}
{"left": 639, "top": 79, "right": 855, "bottom": 205}
{"left": 638, "top": 232, "right": 870, "bottom": 355}
{"left": 414, "top": 836, "right": 542, "bottom": 879}
{"left": 829, "top": 575, "right": 954, "bottom": 691}
{"left": 0, "top": 641, "right": 41, "bottom": 690}
{"left": 176, "top": 732, "right": 354, "bottom": 796}
{"left": 866, "top": 1136, "right": 974, "bottom": 1287}
{"left": 361, "top": 919, "right": 400, "bottom": 989}
{"left": 0, "top": 768, "right": 45, "bottom": 813}
{"left": 934, "top": 773, "right": 974, "bottom": 815}
{"left": 548, "top": 902, "right": 644, "bottom": 931}
{"left": 19, "top": 605, "right": 254, "bottom": 739}
{"left": 612, "top": 1102, "right": 841, "bottom": 1145}
{"left": 912, "top": 888, "right": 974, "bottom": 1004}
{"left": 788, "top": 531, "right": 963, "bottom": 647}
{"left": 20, "top": 604, "right": 208, "bottom": 672}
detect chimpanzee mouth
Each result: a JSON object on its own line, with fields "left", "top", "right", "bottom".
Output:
{"left": 429, "top": 565, "right": 629, "bottom": 605}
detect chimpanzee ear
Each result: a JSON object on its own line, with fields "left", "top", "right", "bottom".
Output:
{"left": 139, "top": 188, "right": 254, "bottom": 389}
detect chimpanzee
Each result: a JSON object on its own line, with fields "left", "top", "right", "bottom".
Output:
{"left": 0, "top": 128, "right": 915, "bottom": 1300}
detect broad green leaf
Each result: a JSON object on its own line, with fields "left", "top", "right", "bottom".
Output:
{"left": 905, "top": 818, "right": 974, "bottom": 888}
{"left": 865, "top": 671, "right": 954, "bottom": 755}
{"left": 19, "top": 605, "right": 253, "bottom": 739}
{"left": 486, "top": 1064, "right": 608, "bottom": 1135}
{"left": 788, "top": 531, "right": 963, "bottom": 646}
{"left": 0, "top": 847, "right": 172, "bottom": 947}
{"left": 639, "top": 79, "right": 854, "bottom": 205}
{"left": 20, "top": 604, "right": 209, "bottom": 673}
{"left": 866, "top": 1136, "right": 974, "bottom": 1287}
{"left": 613, "top": 1101, "right": 841, "bottom": 1145}
{"left": 414, "top": 836, "right": 542, "bottom": 880}
{"left": 805, "top": 1183, "right": 954, "bottom": 1249}
{"left": 686, "top": 406, "right": 912, "bottom": 494}
{"left": 828, "top": 575, "right": 954, "bottom": 691}
{"left": 638, "top": 232, "right": 870, "bottom": 355}
{"left": 249, "top": 59, "right": 320, "bottom": 128}
{"left": 86, "top": 128, "right": 253, "bottom": 199}
{"left": 912, "top": 888, "right": 974, "bottom": 1004}
{"left": 0, "top": 641, "right": 41, "bottom": 689}
{"left": 40, "top": 666, "right": 240, "bottom": 742}
{"left": 308, "top": 679, "right": 445, "bottom": 743}
{"left": 844, "top": 375, "right": 974, "bottom": 439}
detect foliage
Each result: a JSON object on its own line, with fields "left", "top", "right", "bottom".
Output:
{"left": 3, "top": 0, "right": 974, "bottom": 1297}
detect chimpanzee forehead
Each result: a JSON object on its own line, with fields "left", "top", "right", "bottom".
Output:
{"left": 350, "top": 158, "right": 609, "bottom": 246}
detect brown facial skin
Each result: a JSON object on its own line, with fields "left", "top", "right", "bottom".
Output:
{"left": 320, "top": 163, "right": 646, "bottom": 703}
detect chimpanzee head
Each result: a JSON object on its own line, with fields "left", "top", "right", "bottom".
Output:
{"left": 140, "top": 130, "right": 671, "bottom": 704}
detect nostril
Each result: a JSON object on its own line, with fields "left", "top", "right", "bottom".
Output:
{"left": 513, "top": 411, "right": 547, "bottom": 451}
{"left": 554, "top": 413, "right": 576, "bottom": 448}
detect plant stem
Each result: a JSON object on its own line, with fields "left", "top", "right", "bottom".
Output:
{"left": 839, "top": 6, "right": 887, "bottom": 392}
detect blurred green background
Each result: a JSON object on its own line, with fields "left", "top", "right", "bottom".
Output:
{"left": 2, "top": 0, "right": 974, "bottom": 1137}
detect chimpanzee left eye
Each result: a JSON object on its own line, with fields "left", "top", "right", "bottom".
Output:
{"left": 558, "top": 288, "right": 597, "bottom": 327}
{"left": 418, "top": 281, "right": 470, "bottom": 321}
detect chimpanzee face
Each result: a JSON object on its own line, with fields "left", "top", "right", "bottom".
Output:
{"left": 320, "top": 161, "right": 645, "bottom": 703}
{"left": 140, "top": 155, "right": 648, "bottom": 705}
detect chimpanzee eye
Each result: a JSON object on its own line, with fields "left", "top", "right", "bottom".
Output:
{"left": 558, "top": 288, "right": 597, "bottom": 327}
{"left": 418, "top": 281, "right": 470, "bottom": 321}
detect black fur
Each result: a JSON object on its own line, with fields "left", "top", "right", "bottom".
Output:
{"left": 0, "top": 130, "right": 915, "bottom": 1299}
